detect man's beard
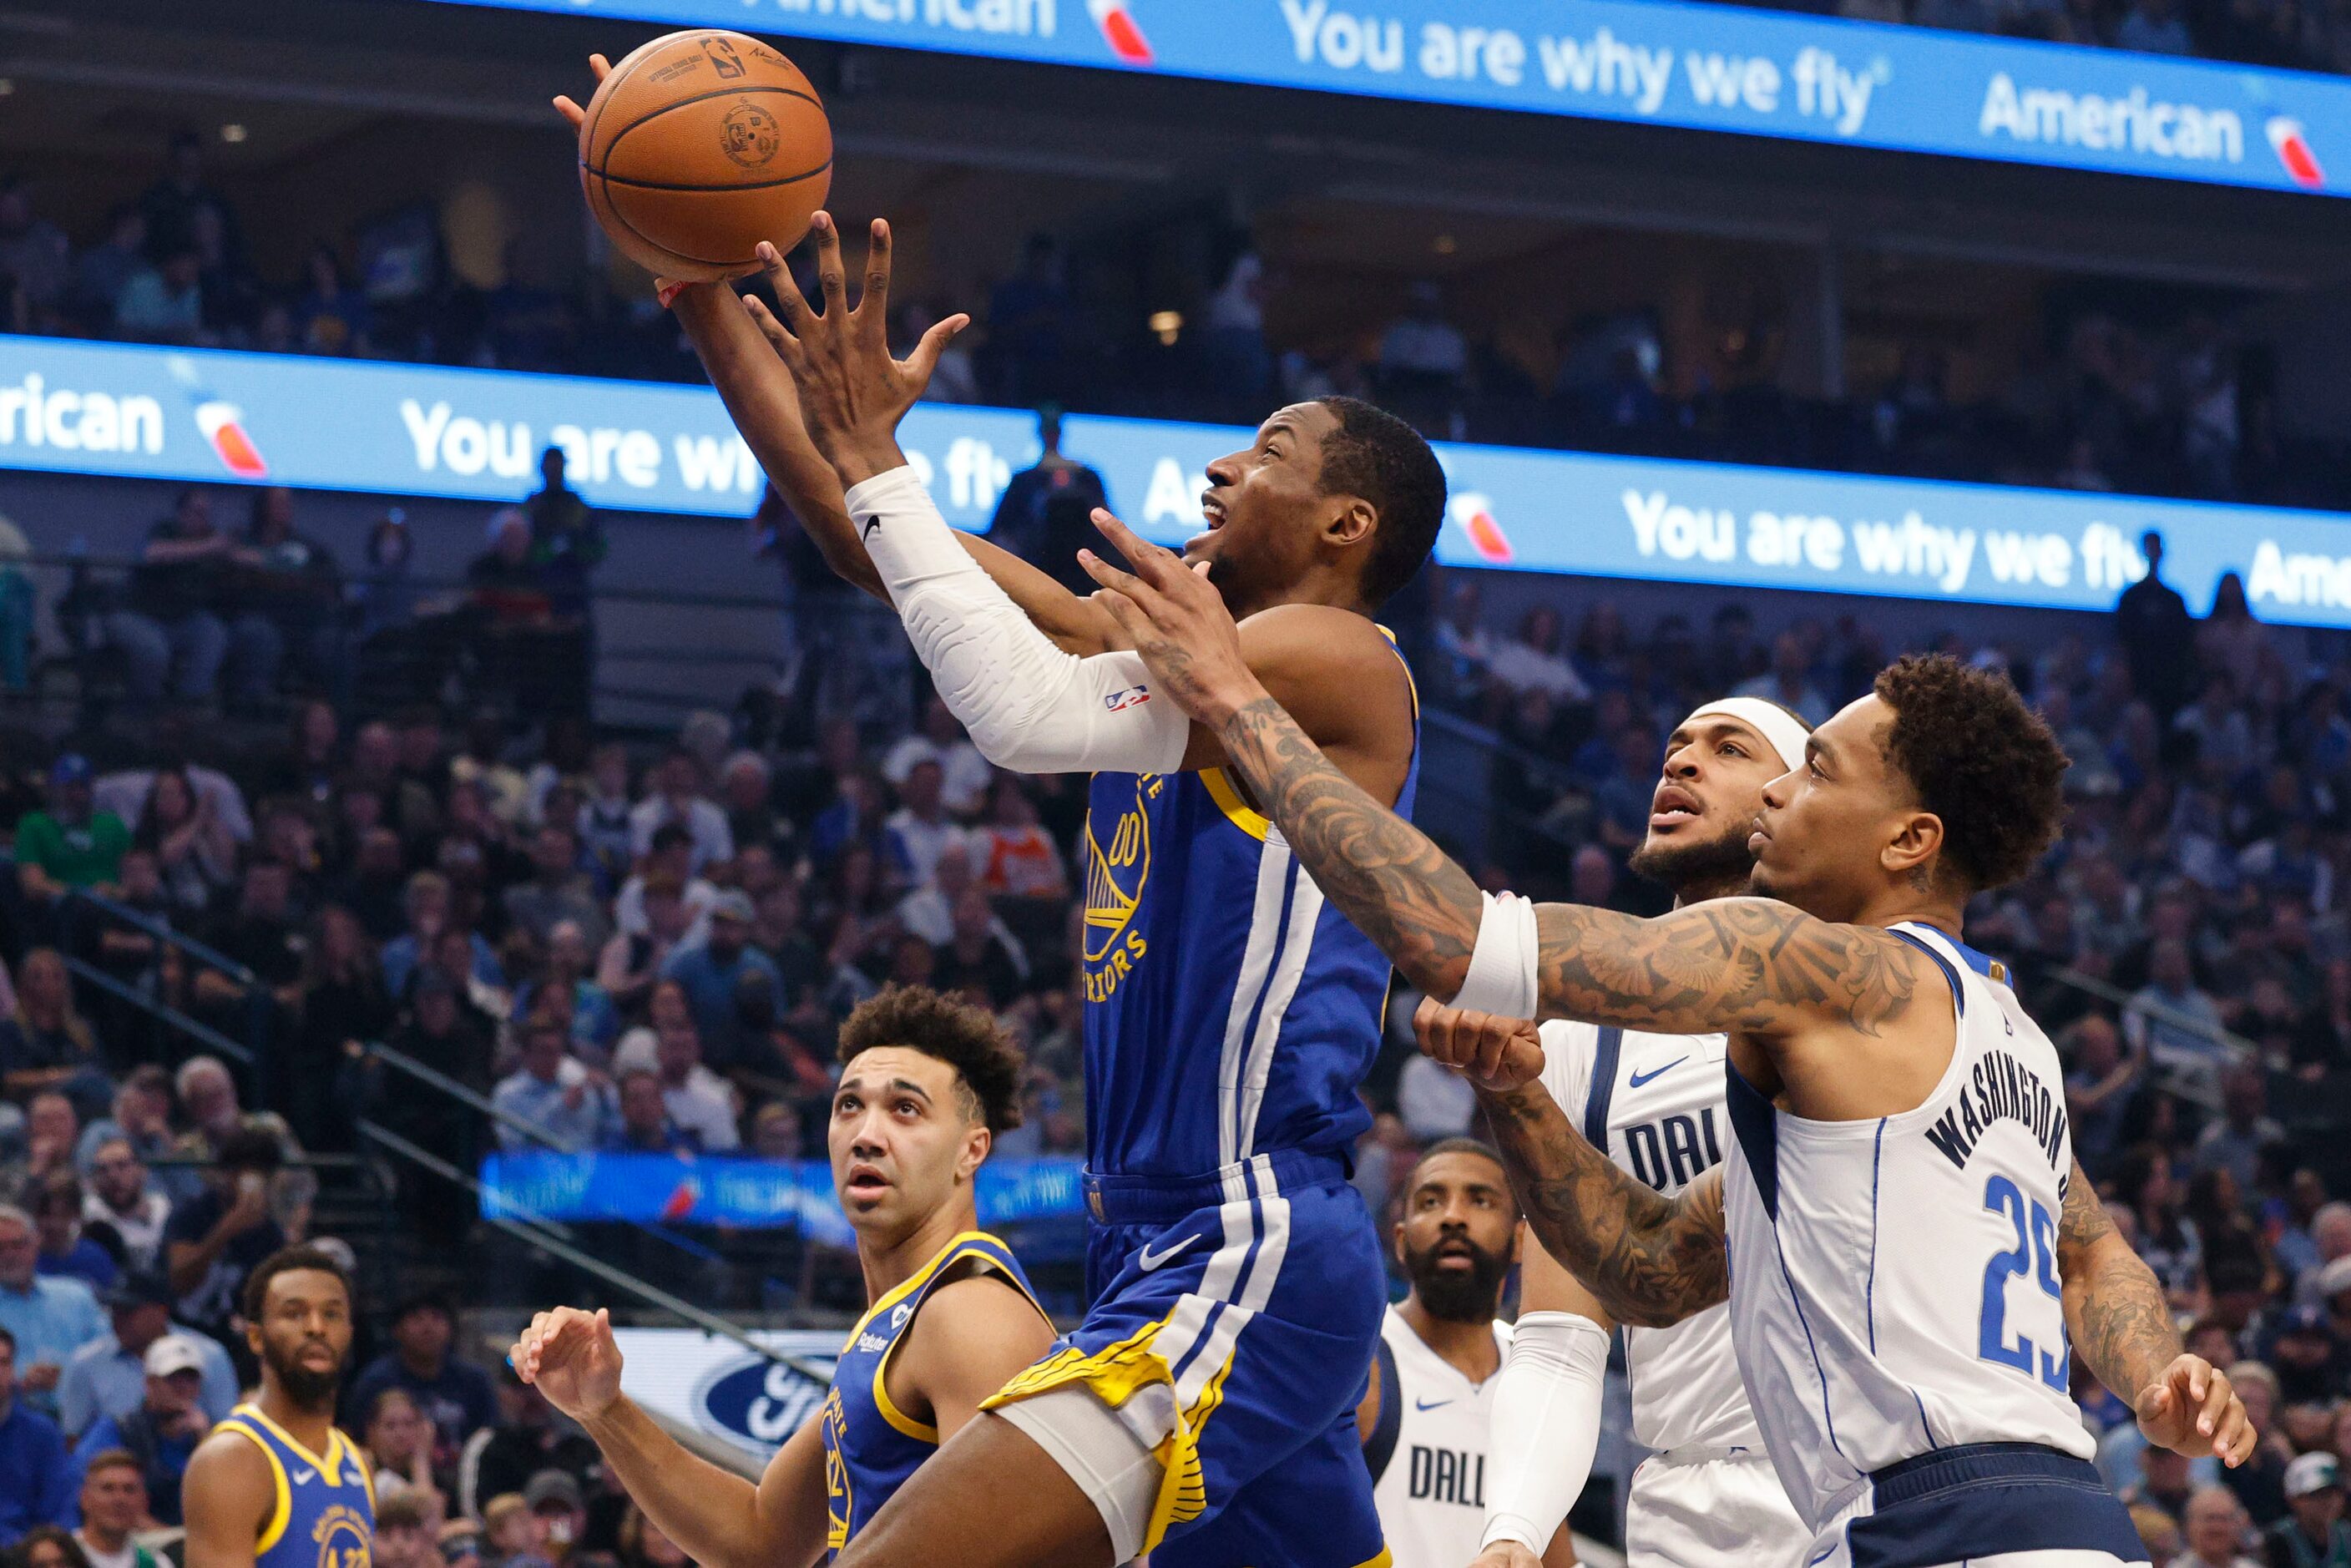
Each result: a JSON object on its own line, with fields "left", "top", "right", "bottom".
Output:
{"left": 265, "top": 1340, "right": 344, "bottom": 1409}
{"left": 1628, "top": 819, "right": 1755, "bottom": 894}
{"left": 1405, "top": 1241, "right": 1513, "bottom": 1323}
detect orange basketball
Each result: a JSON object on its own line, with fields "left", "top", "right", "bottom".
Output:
{"left": 576, "top": 31, "right": 832, "bottom": 282}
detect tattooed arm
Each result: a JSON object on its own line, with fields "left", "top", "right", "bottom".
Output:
{"left": 1418, "top": 1000, "right": 1726, "bottom": 1326}
{"left": 2058, "top": 1161, "right": 2256, "bottom": 1465}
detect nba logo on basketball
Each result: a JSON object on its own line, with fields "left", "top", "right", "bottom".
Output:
{"left": 703, "top": 35, "right": 747, "bottom": 78}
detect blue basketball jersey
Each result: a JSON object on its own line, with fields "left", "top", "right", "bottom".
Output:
{"left": 213, "top": 1404, "right": 375, "bottom": 1568}
{"left": 820, "top": 1232, "right": 1044, "bottom": 1559}
{"left": 1080, "top": 640, "right": 1418, "bottom": 1179}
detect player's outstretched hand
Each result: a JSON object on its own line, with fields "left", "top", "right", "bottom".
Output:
{"left": 1079, "top": 510, "right": 1261, "bottom": 728}
{"left": 738, "top": 217, "right": 968, "bottom": 488}
{"left": 550, "top": 53, "right": 612, "bottom": 132}
{"left": 511, "top": 1306, "right": 624, "bottom": 1423}
{"left": 2136, "top": 1353, "right": 2256, "bottom": 1468}
{"left": 1413, "top": 997, "right": 1545, "bottom": 1094}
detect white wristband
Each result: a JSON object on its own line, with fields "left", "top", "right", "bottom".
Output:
{"left": 1482, "top": 1310, "right": 1611, "bottom": 1555}
{"left": 1454, "top": 891, "right": 1540, "bottom": 1017}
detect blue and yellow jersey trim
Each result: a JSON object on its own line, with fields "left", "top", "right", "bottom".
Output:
{"left": 850, "top": 1232, "right": 1046, "bottom": 1443}
{"left": 1196, "top": 626, "right": 1417, "bottom": 843}
{"left": 213, "top": 1404, "right": 373, "bottom": 1562}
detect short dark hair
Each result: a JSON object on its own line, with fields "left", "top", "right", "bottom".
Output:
{"left": 1409, "top": 1136, "right": 1513, "bottom": 1204}
{"left": 240, "top": 1243, "right": 353, "bottom": 1323}
{"left": 1313, "top": 396, "right": 1445, "bottom": 607}
{"left": 1873, "top": 655, "right": 2069, "bottom": 894}
{"left": 836, "top": 984, "right": 1024, "bottom": 1134}
{"left": 377, "top": 1492, "right": 433, "bottom": 1534}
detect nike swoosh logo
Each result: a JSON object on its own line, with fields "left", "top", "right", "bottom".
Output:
{"left": 1137, "top": 1233, "right": 1201, "bottom": 1272}
{"left": 1414, "top": 1398, "right": 1454, "bottom": 1412}
{"left": 860, "top": 514, "right": 882, "bottom": 539}
{"left": 291, "top": 1469, "right": 316, "bottom": 1485}
{"left": 1629, "top": 1057, "right": 1687, "bottom": 1088}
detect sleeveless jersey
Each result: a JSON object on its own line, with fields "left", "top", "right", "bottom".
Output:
{"left": 820, "top": 1232, "right": 1044, "bottom": 1559}
{"left": 1365, "top": 1306, "right": 1512, "bottom": 1568}
{"left": 213, "top": 1404, "right": 375, "bottom": 1568}
{"left": 1080, "top": 641, "right": 1418, "bottom": 1177}
{"left": 1722, "top": 921, "right": 2093, "bottom": 1535}
{"left": 1538, "top": 1020, "right": 1762, "bottom": 1456}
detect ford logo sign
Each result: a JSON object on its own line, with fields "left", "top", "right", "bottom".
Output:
{"left": 697, "top": 1355, "right": 833, "bottom": 1448}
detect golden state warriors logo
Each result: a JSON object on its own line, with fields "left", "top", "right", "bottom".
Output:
{"left": 312, "top": 1506, "right": 370, "bottom": 1568}
{"left": 822, "top": 1388, "right": 851, "bottom": 1551}
{"left": 1084, "top": 779, "right": 1156, "bottom": 1004}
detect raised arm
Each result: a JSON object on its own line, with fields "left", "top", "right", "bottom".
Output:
{"left": 1416, "top": 999, "right": 1726, "bottom": 1328}
{"left": 2056, "top": 1162, "right": 2254, "bottom": 1467}
{"left": 553, "top": 59, "right": 1111, "bottom": 656}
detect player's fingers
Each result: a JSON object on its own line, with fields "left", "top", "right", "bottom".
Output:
{"left": 1089, "top": 510, "right": 1178, "bottom": 587}
{"left": 589, "top": 53, "right": 613, "bottom": 81}
{"left": 2196, "top": 1368, "right": 2231, "bottom": 1435}
{"left": 553, "top": 95, "right": 587, "bottom": 130}
{"left": 810, "top": 213, "right": 847, "bottom": 322}
{"left": 741, "top": 296, "right": 806, "bottom": 367}
{"left": 902, "top": 314, "right": 970, "bottom": 385}
{"left": 756, "top": 240, "right": 815, "bottom": 337}
{"left": 858, "top": 219, "right": 892, "bottom": 333}
{"left": 1090, "top": 584, "right": 1154, "bottom": 646}
{"left": 2222, "top": 1399, "right": 2256, "bottom": 1466}
{"left": 1076, "top": 547, "right": 1159, "bottom": 611}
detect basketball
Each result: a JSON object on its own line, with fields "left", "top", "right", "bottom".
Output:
{"left": 575, "top": 30, "right": 832, "bottom": 282}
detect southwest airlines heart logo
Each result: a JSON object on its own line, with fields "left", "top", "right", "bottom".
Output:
{"left": 1449, "top": 492, "right": 1513, "bottom": 564}
{"left": 2268, "top": 118, "right": 2325, "bottom": 189}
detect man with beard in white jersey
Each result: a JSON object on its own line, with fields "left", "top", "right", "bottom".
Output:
{"left": 1477, "top": 697, "right": 1815, "bottom": 1568}
{"left": 1355, "top": 1140, "right": 1576, "bottom": 1568}
{"left": 1060, "top": 526, "right": 2255, "bottom": 1568}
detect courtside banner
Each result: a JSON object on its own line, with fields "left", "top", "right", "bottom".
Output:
{"left": 611, "top": 1328, "right": 843, "bottom": 1459}
{"left": 10, "top": 332, "right": 2351, "bottom": 625}
{"left": 433, "top": 0, "right": 2343, "bottom": 195}
{"left": 478, "top": 1150, "right": 1086, "bottom": 1237}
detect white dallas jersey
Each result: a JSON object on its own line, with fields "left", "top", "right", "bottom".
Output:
{"left": 1722, "top": 922, "right": 2093, "bottom": 1534}
{"left": 1368, "top": 1306, "right": 1512, "bottom": 1568}
{"left": 1539, "top": 1020, "right": 1762, "bottom": 1455}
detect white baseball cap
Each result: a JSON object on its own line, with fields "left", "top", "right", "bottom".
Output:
{"left": 144, "top": 1334, "right": 205, "bottom": 1379}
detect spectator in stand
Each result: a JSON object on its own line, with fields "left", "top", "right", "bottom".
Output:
{"left": 0, "top": 951, "right": 109, "bottom": 1115}
{"left": 78, "top": 1141, "right": 169, "bottom": 1277}
{"left": 2127, "top": 938, "right": 2231, "bottom": 1090}
{"left": 882, "top": 698, "right": 993, "bottom": 822}
{"left": 361, "top": 1387, "right": 441, "bottom": 1510}
{"left": 491, "top": 1019, "right": 614, "bottom": 1153}
{"left": 599, "top": 873, "right": 693, "bottom": 1022}
{"left": 1735, "top": 630, "right": 1836, "bottom": 726}
{"left": 606, "top": 1070, "right": 688, "bottom": 1155}
{"left": 0, "top": 1326, "right": 73, "bottom": 1547}
{"left": 2268, "top": 1452, "right": 2351, "bottom": 1568}
{"left": 234, "top": 488, "right": 346, "bottom": 707}
{"left": 289, "top": 905, "right": 392, "bottom": 1152}
{"left": 984, "top": 234, "right": 1076, "bottom": 407}
{"left": 974, "top": 776, "right": 1068, "bottom": 901}
{"left": 0, "top": 180, "right": 68, "bottom": 332}
{"left": 16, "top": 757, "right": 129, "bottom": 908}
{"left": 0, "top": 1206, "right": 104, "bottom": 1423}
{"left": 382, "top": 872, "right": 502, "bottom": 999}
{"left": 2181, "top": 1486, "right": 2263, "bottom": 1568}
{"left": 883, "top": 761, "right": 959, "bottom": 889}
{"left": 28, "top": 1176, "right": 114, "bottom": 1296}
{"left": 2197, "top": 1064, "right": 2289, "bottom": 1191}
{"left": 2, "top": 1094, "right": 78, "bottom": 1211}
{"left": 2065, "top": 1014, "right": 2143, "bottom": 1171}
{"left": 107, "top": 489, "right": 265, "bottom": 707}
{"left": 1484, "top": 605, "right": 1590, "bottom": 705}
{"left": 1201, "top": 250, "right": 1272, "bottom": 404}
{"left": 159, "top": 1127, "right": 284, "bottom": 1348}
{"left": 294, "top": 244, "right": 370, "bottom": 357}
{"left": 114, "top": 248, "right": 207, "bottom": 346}
{"left": 2119, "top": 530, "right": 2197, "bottom": 721}
{"left": 1396, "top": 1049, "right": 1476, "bottom": 1142}
{"left": 57, "top": 1272, "right": 232, "bottom": 1441}
{"left": 347, "top": 1292, "right": 496, "bottom": 1469}
{"left": 1375, "top": 281, "right": 1469, "bottom": 433}
{"left": 894, "top": 835, "right": 977, "bottom": 948}
{"left": 135, "top": 766, "right": 236, "bottom": 914}
{"left": 505, "top": 826, "right": 608, "bottom": 949}
{"left": 458, "top": 1361, "right": 601, "bottom": 1522}
{"left": 481, "top": 1494, "right": 549, "bottom": 1568}
{"left": 72, "top": 1335, "right": 210, "bottom": 1526}
{"left": 373, "top": 1492, "right": 437, "bottom": 1568}
{"left": 985, "top": 412, "right": 1113, "bottom": 599}
{"left": 658, "top": 893, "right": 779, "bottom": 1070}
{"left": 513, "top": 923, "right": 617, "bottom": 1059}
{"left": 75, "top": 1071, "right": 174, "bottom": 1190}
{"left": 73, "top": 1451, "right": 160, "bottom": 1568}
{"left": 933, "top": 888, "right": 1025, "bottom": 1010}
{"left": 628, "top": 751, "right": 731, "bottom": 875}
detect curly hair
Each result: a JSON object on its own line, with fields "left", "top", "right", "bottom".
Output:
{"left": 837, "top": 984, "right": 1025, "bottom": 1134}
{"left": 1873, "top": 654, "right": 2069, "bottom": 893}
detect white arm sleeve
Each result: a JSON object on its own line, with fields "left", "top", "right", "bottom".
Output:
{"left": 1454, "top": 890, "right": 1540, "bottom": 1016}
{"left": 1482, "top": 1310, "right": 1611, "bottom": 1555}
{"left": 842, "top": 466, "right": 1191, "bottom": 776}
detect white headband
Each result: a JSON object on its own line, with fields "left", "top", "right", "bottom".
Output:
{"left": 1682, "top": 697, "right": 1812, "bottom": 771}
